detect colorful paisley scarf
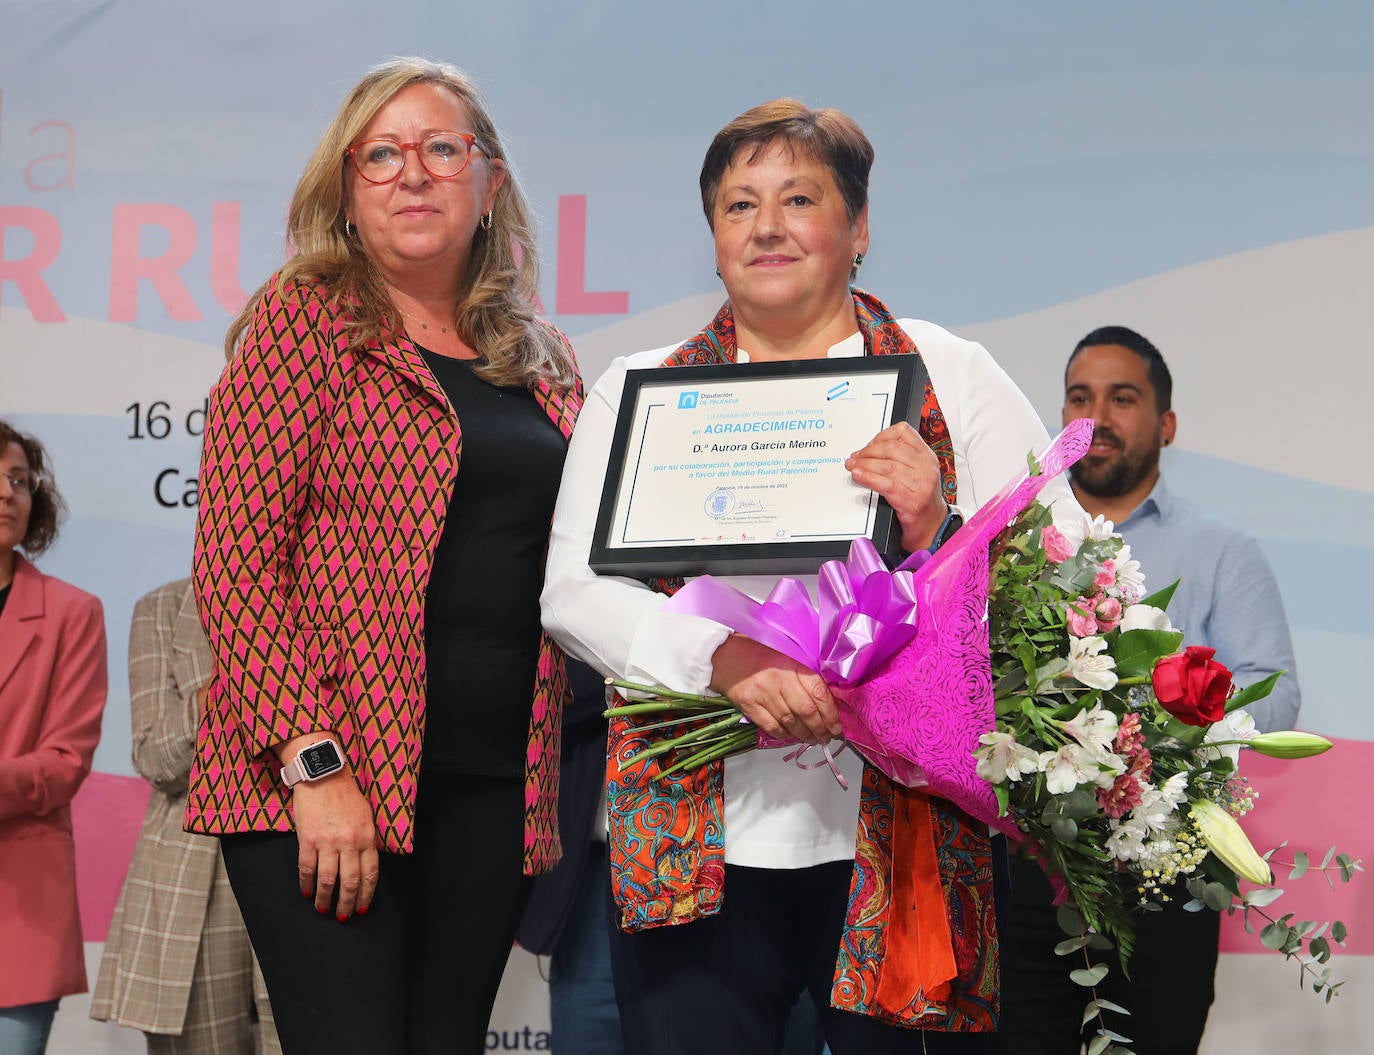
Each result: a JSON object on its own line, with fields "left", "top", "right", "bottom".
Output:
{"left": 605, "top": 289, "right": 997, "bottom": 1031}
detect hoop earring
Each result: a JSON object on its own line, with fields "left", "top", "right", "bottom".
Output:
{"left": 479, "top": 211, "right": 494, "bottom": 231}
{"left": 715, "top": 266, "right": 722, "bottom": 280}
{"left": 344, "top": 220, "right": 355, "bottom": 239}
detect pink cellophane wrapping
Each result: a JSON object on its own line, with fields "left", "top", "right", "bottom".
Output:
{"left": 665, "top": 420, "right": 1094, "bottom": 827}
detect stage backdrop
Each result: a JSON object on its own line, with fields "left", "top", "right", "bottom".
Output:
{"left": 2, "top": 2, "right": 1370, "bottom": 1051}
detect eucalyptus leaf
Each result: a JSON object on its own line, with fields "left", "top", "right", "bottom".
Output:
{"left": 1071, "top": 964, "right": 1110, "bottom": 986}
{"left": 1080, "top": 1000, "right": 1100, "bottom": 1027}
{"left": 1094, "top": 998, "right": 1130, "bottom": 1015}
{"left": 1087, "top": 1034, "right": 1111, "bottom": 1055}
{"left": 1056, "top": 905, "right": 1086, "bottom": 936}
{"left": 1288, "top": 852, "right": 1309, "bottom": 880}
{"left": 1259, "top": 922, "right": 1291, "bottom": 951}
{"left": 1202, "top": 883, "right": 1233, "bottom": 912}
{"left": 1049, "top": 816, "right": 1079, "bottom": 842}
{"left": 1333, "top": 921, "right": 1348, "bottom": 943}
{"left": 1056, "top": 936, "right": 1091, "bottom": 955}
{"left": 1243, "top": 887, "right": 1285, "bottom": 908}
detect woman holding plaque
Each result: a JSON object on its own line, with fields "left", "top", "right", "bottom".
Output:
{"left": 187, "top": 58, "right": 581, "bottom": 1054}
{"left": 542, "top": 99, "right": 1076, "bottom": 1054}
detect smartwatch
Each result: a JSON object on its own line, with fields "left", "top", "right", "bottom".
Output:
{"left": 928, "top": 505, "right": 964, "bottom": 553}
{"left": 280, "top": 739, "right": 345, "bottom": 787}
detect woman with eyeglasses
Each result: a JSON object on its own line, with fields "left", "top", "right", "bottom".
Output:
{"left": 0, "top": 420, "right": 108, "bottom": 1055}
{"left": 187, "top": 58, "right": 582, "bottom": 1054}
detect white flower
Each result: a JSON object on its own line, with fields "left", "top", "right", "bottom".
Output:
{"left": 1057, "top": 512, "right": 1117, "bottom": 551}
{"left": 1197, "top": 709, "right": 1257, "bottom": 766}
{"left": 1036, "top": 743, "right": 1123, "bottom": 794}
{"left": 1124, "top": 771, "right": 1189, "bottom": 834}
{"left": 974, "top": 731, "right": 1040, "bottom": 784}
{"left": 1064, "top": 635, "right": 1118, "bottom": 690}
{"left": 1037, "top": 744, "right": 1101, "bottom": 794}
{"left": 1119, "top": 603, "right": 1172, "bottom": 633}
{"left": 1106, "top": 816, "right": 1150, "bottom": 862}
{"left": 1060, "top": 702, "right": 1119, "bottom": 753}
{"left": 1111, "top": 544, "right": 1147, "bottom": 604}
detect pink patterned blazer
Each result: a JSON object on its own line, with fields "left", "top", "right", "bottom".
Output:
{"left": 185, "top": 275, "right": 582, "bottom": 871}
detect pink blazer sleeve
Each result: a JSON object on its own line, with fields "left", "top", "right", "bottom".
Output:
{"left": 0, "top": 589, "right": 108, "bottom": 821}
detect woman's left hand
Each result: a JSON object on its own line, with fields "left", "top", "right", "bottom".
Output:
{"left": 845, "top": 421, "right": 947, "bottom": 552}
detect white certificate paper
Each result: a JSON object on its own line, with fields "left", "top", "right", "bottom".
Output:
{"left": 590, "top": 356, "right": 922, "bottom": 576}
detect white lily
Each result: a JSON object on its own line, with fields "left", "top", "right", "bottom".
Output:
{"left": 1198, "top": 709, "right": 1257, "bottom": 765}
{"left": 974, "top": 731, "right": 1041, "bottom": 783}
{"left": 1064, "top": 635, "right": 1118, "bottom": 690}
{"left": 1060, "top": 702, "right": 1119, "bottom": 753}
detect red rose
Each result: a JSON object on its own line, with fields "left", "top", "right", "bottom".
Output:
{"left": 1151, "top": 646, "right": 1233, "bottom": 726}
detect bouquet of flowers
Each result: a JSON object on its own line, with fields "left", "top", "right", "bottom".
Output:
{"left": 605, "top": 420, "right": 1360, "bottom": 1052}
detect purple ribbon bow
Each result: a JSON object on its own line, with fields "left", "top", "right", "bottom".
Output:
{"left": 665, "top": 420, "right": 1094, "bottom": 828}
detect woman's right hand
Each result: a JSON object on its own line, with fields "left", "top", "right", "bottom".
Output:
{"left": 708, "top": 634, "right": 841, "bottom": 744}
{"left": 279, "top": 738, "right": 380, "bottom": 921}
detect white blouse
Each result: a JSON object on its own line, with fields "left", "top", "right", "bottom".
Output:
{"left": 542, "top": 319, "right": 1077, "bottom": 869}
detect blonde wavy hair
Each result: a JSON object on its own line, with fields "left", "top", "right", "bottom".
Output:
{"left": 225, "top": 57, "right": 575, "bottom": 389}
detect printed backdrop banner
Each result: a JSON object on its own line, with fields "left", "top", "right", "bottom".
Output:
{"left": 2, "top": 3, "right": 1371, "bottom": 1052}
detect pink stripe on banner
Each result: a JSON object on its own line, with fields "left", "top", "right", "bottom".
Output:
{"left": 72, "top": 770, "right": 151, "bottom": 942}
{"left": 1221, "top": 735, "right": 1374, "bottom": 954}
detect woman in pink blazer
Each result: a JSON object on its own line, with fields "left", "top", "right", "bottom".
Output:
{"left": 188, "top": 58, "right": 581, "bottom": 1055}
{"left": 0, "top": 420, "right": 108, "bottom": 1055}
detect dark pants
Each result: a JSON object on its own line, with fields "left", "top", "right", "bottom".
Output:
{"left": 221, "top": 773, "right": 532, "bottom": 1055}
{"left": 549, "top": 841, "right": 627, "bottom": 1055}
{"left": 994, "top": 857, "right": 1220, "bottom": 1055}
{"left": 607, "top": 860, "right": 991, "bottom": 1055}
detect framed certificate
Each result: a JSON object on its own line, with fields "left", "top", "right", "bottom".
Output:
{"left": 588, "top": 355, "right": 927, "bottom": 577}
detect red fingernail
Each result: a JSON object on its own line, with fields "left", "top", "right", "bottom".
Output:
{"left": 316, "top": 904, "right": 329, "bottom": 916}
{"left": 301, "top": 889, "right": 312, "bottom": 899}
{"left": 357, "top": 904, "right": 369, "bottom": 917}
{"left": 337, "top": 913, "right": 350, "bottom": 923}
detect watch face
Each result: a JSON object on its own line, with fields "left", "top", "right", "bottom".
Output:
{"left": 299, "top": 742, "right": 343, "bottom": 778}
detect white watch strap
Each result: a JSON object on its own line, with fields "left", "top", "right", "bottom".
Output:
{"left": 280, "top": 755, "right": 308, "bottom": 787}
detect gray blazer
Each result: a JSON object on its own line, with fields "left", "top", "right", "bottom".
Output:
{"left": 90, "top": 579, "right": 235, "bottom": 1033}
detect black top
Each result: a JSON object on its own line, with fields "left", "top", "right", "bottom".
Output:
{"left": 0, "top": 582, "right": 10, "bottom": 622}
{"left": 419, "top": 349, "right": 568, "bottom": 776}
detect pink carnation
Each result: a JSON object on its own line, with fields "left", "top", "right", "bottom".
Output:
{"left": 1042, "top": 525, "right": 1075, "bottom": 563}
{"left": 1097, "top": 771, "right": 1145, "bottom": 819}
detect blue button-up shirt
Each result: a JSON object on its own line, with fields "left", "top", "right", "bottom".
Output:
{"left": 1117, "top": 476, "right": 1300, "bottom": 733}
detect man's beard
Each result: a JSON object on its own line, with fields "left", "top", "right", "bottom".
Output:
{"left": 1069, "top": 427, "right": 1161, "bottom": 499}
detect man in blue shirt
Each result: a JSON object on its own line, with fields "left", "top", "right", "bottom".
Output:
{"left": 994, "top": 325, "right": 1301, "bottom": 1055}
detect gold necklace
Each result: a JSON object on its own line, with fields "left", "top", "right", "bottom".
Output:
{"left": 400, "top": 308, "right": 452, "bottom": 336}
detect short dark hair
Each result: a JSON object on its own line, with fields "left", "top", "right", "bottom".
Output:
{"left": 0, "top": 419, "right": 67, "bottom": 557}
{"left": 698, "top": 99, "right": 874, "bottom": 229}
{"left": 1067, "top": 325, "right": 1173, "bottom": 412}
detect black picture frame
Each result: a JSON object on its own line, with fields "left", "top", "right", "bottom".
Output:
{"left": 588, "top": 354, "right": 926, "bottom": 578}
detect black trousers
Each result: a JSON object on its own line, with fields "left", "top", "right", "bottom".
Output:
{"left": 994, "top": 857, "right": 1220, "bottom": 1055}
{"left": 607, "top": 860, "right": 992, "bottom": 1055}
{"left": 221, "top": 773, "right": 532, "bottom": 1055}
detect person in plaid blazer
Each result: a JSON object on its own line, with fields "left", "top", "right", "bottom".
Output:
{"left": 91, "top": 579, "right": 281, "bottom": 1053}
{"left": 185, "top": 58, "right": 581, "bottom": 1055}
